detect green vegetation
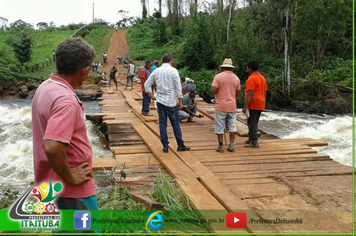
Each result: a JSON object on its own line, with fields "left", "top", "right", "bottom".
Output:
{"left": 0, "top": 22, "right": 112, "bottom": 82}
{"left": 83, "top": 25, "right": 113, "bottom": 63}
{"left": 149, "top": 169, "right": 191, "bottom": 210}
{"left": 0, "top": 186, "right": 19, "bottom": 209}
{"left": 126, "top": 0, "right": 352, "bottom": 104}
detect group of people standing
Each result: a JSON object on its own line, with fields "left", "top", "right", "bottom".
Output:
{"left": 211, "top": 58, "right": 267, "bottom": 153}
{"left": 30, "top": 38, "right": 267, "bottom": 234}
{"left": 140, "top": 54, "right": 267, "bottom": 154}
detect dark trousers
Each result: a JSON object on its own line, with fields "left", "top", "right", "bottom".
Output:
{"left": 156, "top": 102, "right": 184, "bottom": 148}
{"left": 141, "top": 92, "right": 151, "bottom": 114}
{"left": 247, "top": 109, "right": 262, "bottom": 144}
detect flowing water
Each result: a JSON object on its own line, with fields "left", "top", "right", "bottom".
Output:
{"left": 0, "top": 99, "right": 112, "bottom": 194}
{"left": 258, "top": 110, "right": 353, "bottom": 167}
{"left": 0, "top": 100, "right": 353, "bottom": 195}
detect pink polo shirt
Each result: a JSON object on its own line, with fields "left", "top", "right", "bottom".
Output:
{"left": 32, "top": 74, "right": 95, "bottom": 198}
{"left": 212, "top": 71, "right": 241, "bottom": 112}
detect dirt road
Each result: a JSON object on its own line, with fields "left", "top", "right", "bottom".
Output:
{"left": 102, "top": 30, "right": 129, "bottom": 81}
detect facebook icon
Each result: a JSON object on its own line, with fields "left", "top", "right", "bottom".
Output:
{"left": 74, "top": 211, "right": 91, "bottom": 230}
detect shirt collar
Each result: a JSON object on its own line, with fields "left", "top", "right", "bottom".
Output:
{"left": 49, "top": 73, "right": 75, "bottom": 93}
{"left": 161, "top": 63, "right": 172, "bottom": 68}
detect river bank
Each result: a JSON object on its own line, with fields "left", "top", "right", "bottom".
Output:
{"left": 0, "top": 74, "right": 353, "bottom": 115}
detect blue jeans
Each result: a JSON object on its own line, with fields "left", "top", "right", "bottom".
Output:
{"left": 141, "top": 92, "right": 151, "bottom": 114}
{"left": 157, "top": 102, "right": 184, "bottom": 148}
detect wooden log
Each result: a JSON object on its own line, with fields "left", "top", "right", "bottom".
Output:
{"left": 130, "top": 191, "right": 164, "bottom": 210}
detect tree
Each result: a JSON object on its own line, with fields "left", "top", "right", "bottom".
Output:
{"left": 0, "top": 17, "right": 8, "bottom": 31}
{"left": 10, "top": 19, "right": 33, "bottom": 30}
{"left": 293, "top": 0, "right": 349, "bottom": 69}
{"left": 153, "top": 11, "right": 168, "bottom": 45}
{"left": 141, "top": 0, "right": 148, "bottom": 18}
{"left": 283, "top": 0, "right": 291, "bottom": 96}
{"left": 49, "top": 21, "right": 56, "bottom": 27}
{"left": 117, "top": 10, "right": 136, "bottom": 28}
{"left": 36, "top": 22, "right": 48, "bottom": 30}
{"left": 8, "top": 31, "right": 35, "bottom": 65}
{"left": 182, "top": 12, "right": 215, "bottom": 70}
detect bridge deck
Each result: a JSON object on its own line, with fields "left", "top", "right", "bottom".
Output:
{"left": 92, "top": 86, "right": 353, "bottom": 234}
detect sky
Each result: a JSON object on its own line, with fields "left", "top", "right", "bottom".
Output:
{"left": 0, "top": 0, "right": 162, "bottom": 28}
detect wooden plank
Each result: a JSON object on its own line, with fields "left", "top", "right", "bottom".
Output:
{"left": 203, "top": 157, "right": 331, "bottom": 166}
{"left": 114, "top": 153, "right": 161, "bottom": 165}
{"left": 208, "top": 160, "right": 342, "bottom": 173}
{"left": 202, "top": 154, "right": 331, "bottom": 165}
{"left": 229, "top": 182, "right": 291, "bottom": 198}
{"left": 108, "top": 133, "right": 142, "bottom": 142}
{"left": 141, "top": 121, "right": 276, "bottom": 232}
{"left": 109, "top": 140, "right": 144, "bottom": 146}
{"left": 130, "top": 191, "right": 164, "bottom": 209}
{"left": 111, "top": 148, "right": 151, "bottom": 154}
{"left": 176, "top": 178, "right": 247, "bottom": 233}
{"left": 99, "top": 101, "right": 128, "bottom": 106}
{"left": 131, "top": 123, "right": 197, "bottom": 178}
{"left": 235, "top": 120, "right": 249, "bottom": 137}
{"left": 126, "top": 98, "right": 158, "bottom": 122}
{"left": 214, "top": 165, "right": 353, "bottom": 179}
{"left": 193, "top": 147, "right": 317, "bottom": 157}
{"left": 92, "top": 157, "right": 118, "bottom": 171}
{"left": 135, "top": 92, "right": 143, "bottom": 99}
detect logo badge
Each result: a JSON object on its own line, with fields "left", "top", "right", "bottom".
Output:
{"left": 9, "top": 181, "right": 62, "bottom": 231}
{"left": 146, "top": 211, "right": 163, "bottom": 230}
{"left": 74, "top": 211, "right": 91, "bottom": 230}
{"left": 226, "top": 212, "right": 247, "bottom": 228}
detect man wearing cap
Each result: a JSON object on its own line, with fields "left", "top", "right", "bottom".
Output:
{"left": 179, "top": 91, "right": 198, "bottom": 122}
{"left": 183, "top": 79, "right": 196, "bottom": 94}
{"left": 243, "top": 60, "right": 267, "bottom": 148}
{"left": 151, "top": 60, "right": 159, "bottom": 71}
{"left": 211, "top": 58, "right": 241, "bottom": 153}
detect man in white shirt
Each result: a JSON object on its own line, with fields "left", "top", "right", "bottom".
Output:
{"left": 144, "top": 53, "right": 190, "bottom": 153}
{"left": 124, "top": 59, "right": 135, "bottom": 91}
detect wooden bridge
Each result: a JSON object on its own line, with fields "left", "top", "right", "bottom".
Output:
{"left": 91, "top": 83, "right": 353, "bottom": 234}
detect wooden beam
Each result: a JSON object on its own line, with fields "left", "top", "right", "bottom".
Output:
{"left": 131, "top": 122, "right": 197, "bottom": 179}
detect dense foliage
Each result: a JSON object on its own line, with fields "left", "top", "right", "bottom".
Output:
{"left": 0, "top": 21, "right": 112, "bottom": 82}
{"left": 7, "top": 31, "right": 35, "bottom": 65}
{"left": 126, "top": 0, "right": 352, "bottom": 102}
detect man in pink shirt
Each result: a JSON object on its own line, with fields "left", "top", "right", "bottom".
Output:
{"left": 32, "top": 38, "right": 97, "bottom": 211}
{"left": 211, "top": 58, "right": 241, "bottom": 153}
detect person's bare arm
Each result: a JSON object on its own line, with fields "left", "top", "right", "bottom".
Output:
{"left": 182, "top": 107, "right": 195, "bottom": 116}
{"left": 243, "top": 90, "right": 254, "bottom": 113}
{"left": 177, "top": 98, "right": 183, "bottom": 110}
{"left": 211, "top": 86, "right": 218, "bottom": 94}
{"left": 236, "top": 89, "right": 240, "bottom": 98}
{"left": 42, "top": 140, "right": 92, "bottom": 186}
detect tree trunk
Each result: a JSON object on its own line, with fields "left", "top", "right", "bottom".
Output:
{"left": 172, "top": 0, "right": 180, "bottom": 35}
{"left": 142, "top": 0, "right": 148, "bottom": 18}
{"left": 284, "top": 0, "right": 291, "bottom": 97}
{"left": 227, "top": 0, "right": 233, "bottom": 42}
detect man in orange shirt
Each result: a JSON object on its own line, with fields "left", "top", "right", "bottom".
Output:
{"left": 211, "top": 58, "right": 241, "bottom": 153}
{"left": 243, "top": 61, "right": 267, "bottom": 148}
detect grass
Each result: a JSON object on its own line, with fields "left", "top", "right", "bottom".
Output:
{"left": 126, "top": 19, "right": 182, "bottom": 61}
{"left": 4, "top": 26, "right": 112, "bottom": 80}
{"left": 29, "top": 29, "right": 76, "bottom": 63}
{"left": 95, "top": 163, "right": 144, "bottom": 210}
{"left": 84, "top": 27, "right": 113, "bottom": 63}
{"left": 0, "top": 186, "right": 19, "bottom": 209}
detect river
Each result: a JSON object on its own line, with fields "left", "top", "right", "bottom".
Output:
{"left": 0, "top": 100, "right": 353, "bottom": 195}
{"left": 0, "top": 99, "right": 113, "bottom": 195}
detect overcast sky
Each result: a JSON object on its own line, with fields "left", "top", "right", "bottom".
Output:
{"left": 0, "top": 0, "right": 162, "bottom": 27}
